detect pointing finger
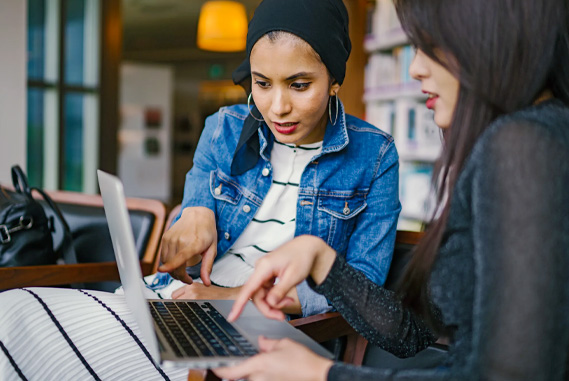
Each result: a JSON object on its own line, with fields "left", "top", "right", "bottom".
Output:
{"left": 199, "top": 243, "right": 216, "bottom": 286}
{"left": 229, "top": 273, "right": 276, "bottom": 321}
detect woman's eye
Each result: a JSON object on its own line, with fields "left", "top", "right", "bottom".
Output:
{"left": 255, "top": 80, "right": 270, "bottom": 88}
{"left": 291, "top": 82, "right": 310, "bottom": 90}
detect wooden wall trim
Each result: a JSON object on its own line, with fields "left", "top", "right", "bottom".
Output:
{"left": 342, "top": 0, "right": 367, "bottom": 120}
{"left": 98, "top": 0, "right": 122, "bottom": 176}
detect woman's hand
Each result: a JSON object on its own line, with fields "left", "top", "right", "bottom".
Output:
{"left": 172, "top": 283, "right": 241, "bottom": 300}
{"left": 171, "top": 282, "right": 302, "bottom": 315}
{"left": 158, "top": 207, "right": 217, "bottom": 285}
{"left": 228, "top": 235, "right": 336, "bottom": 322}
{"left": 213, "top": 336, "right": 333, "bottom": 381}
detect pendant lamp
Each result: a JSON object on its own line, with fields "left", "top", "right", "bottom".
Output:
{"left": 197, "top": 1, "right": 248, "bottom": 52}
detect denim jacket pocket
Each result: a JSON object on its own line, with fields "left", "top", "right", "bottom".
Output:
{"left": 209, "top": 169, "right": 243, "bottom": 205}
{"left": 317, "top": 192, "right": 367, "bottom": 252}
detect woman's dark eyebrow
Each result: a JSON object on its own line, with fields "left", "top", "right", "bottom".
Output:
{"left": 251, "top": 71, "right": 314, "bottom": 81}
{"left": 286, "top": 72, "right": 313, "bottom": 80}
{"left": 251, "top": 71, "right": 269, "bottom": 80}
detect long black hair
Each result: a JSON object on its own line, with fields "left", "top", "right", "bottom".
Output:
{"left": 394, "top": 0, "right": 569, "bottom": 322}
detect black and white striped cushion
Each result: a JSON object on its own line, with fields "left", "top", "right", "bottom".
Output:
{"left": 0, "top": 288, "right": 189, "bottom": 381}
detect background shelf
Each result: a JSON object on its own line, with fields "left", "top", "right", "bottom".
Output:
{"left": 365, "top": 0, "right": 440, "bottom": 230}
{"left": 398, "top": 149, "right": 439, "bottom": 163}
{"left": 364, "top": 82, "right": 424, "bottom": 102}
{"left": 364, "top": 27, "right": 408, "bottom": 52}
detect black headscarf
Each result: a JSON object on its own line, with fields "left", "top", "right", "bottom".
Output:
{"left": 232, "top": 0, "right": 352, "bottom": 91}
{"left": 230, "top": 0, "right": 351, "bottom": 176}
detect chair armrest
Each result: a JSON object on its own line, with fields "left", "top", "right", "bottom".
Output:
{"left": 289, "top": 312, "right": 356, "bottom": 343}
{"left": 0, "top": 261, "right": 154, "bottom": 290}
{"left": 290, "top": 312, "right": 368, "bottom": 365}
{"left": 395, "top": 230, "right": 423, "bottom": 245}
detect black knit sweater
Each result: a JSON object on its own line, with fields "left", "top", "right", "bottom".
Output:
{"left": 313, "top": 100, "right": 569, "bottom": 380}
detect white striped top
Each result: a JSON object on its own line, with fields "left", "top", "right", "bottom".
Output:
{"left": 209, "top": 140, "right": 322, "bottom": 287}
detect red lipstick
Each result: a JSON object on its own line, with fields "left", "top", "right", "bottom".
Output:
{"left": 274, "top": 122, "right": 298, "bottom": 135}
{"left": 425, "top": 96, "right": 438, "bottom": 110}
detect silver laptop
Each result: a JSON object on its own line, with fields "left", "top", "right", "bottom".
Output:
{"left": 97, "top": 169, "right": 333, "bottom": 369}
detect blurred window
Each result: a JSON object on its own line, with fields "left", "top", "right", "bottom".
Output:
{"left": 27, "top": 0, "right": 100, "bottom": 193}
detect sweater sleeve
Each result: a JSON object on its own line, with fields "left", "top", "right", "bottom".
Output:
{"left": 312, "top": 258, "right": 458, "bottom": 380}
{"left": 311, "top": 255, "right": 437, "bottom": 358}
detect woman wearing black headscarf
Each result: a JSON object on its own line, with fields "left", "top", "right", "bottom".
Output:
{"left": 153, "top": 0, "right": 400, "bottom": 317}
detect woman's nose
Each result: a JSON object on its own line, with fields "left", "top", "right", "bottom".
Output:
{"left": 409, "top": 49, "right": 429, "bottom": 81}
{"left": 270, "top": 89, "right": 292, "bottom": 116}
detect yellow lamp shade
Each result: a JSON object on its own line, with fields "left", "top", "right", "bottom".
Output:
{"left": 197, "top": 1, "right": 248, "bottom": 52}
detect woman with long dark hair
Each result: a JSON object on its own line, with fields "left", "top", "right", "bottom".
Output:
{"left": 218, "top": 0, "right": 569, "bottom": 379}
{"left": 0, "top": 1, "right": 401, "bottom": 379}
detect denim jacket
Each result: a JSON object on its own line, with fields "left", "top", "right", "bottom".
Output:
{"left": 177, "top": 102, "right": 401, "bottom": 317}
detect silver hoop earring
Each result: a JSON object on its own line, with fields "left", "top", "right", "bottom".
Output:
{"left": 248, "top": 93, "right": 264, "bottom": 122}
{"left": 328, "top": 94, "right": 339, "bottom": 125}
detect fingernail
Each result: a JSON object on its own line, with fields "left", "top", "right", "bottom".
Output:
{"left": 267, "top": 295, "right": 277, "bottom": 306}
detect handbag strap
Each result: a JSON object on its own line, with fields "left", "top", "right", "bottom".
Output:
{"left": 10, "top": 164, "right": 76, "bottom": 263}
{"left": 31, "top": 187, "right": 79, "bottom": 266}
{"left": 9, "top": 164, "right": 82, "bottom": 287}
{"left": 11, "top": 165, "right": 33, "bottom": 201}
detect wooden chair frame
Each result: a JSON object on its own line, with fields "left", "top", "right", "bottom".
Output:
{"left": 0, "top": 190, "right": 166, "bottom": 290}
{"left": 165, "top": 204, "right": 182, "bottom": 230}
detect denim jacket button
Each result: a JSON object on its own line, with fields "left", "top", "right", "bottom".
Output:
{"left": 242, "top": 205, "right": 251, "bottom": 213}
{"left": 224, "top": 232, "right": 231, "bottom": 240}
{"left": 262, "top": 168, "right": 270, "bottom": 176}
{"left": 214, "top": 185, "right": 222, "bottom": 195}
{"left": 343, "top": 207, "right": 351, "bottom": 215}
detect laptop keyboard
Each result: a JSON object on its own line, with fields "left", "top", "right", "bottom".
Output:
{"left": 149, "top": 301, "right": 258, "bottom": 358}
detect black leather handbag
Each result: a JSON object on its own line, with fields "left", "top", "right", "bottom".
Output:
{"left": 0, "top": 165, "right": 77, "bottom": 267}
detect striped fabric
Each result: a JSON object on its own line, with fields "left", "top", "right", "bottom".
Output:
{"left": 209, "top": 140, "right": 322, "bottom": 288}
{"left": 0, "top": 288, "right": 189, "bottom": 381}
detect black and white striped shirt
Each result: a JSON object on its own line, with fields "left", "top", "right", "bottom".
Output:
{"left": 209, "top": 140, "right": 322, "bottom": 287}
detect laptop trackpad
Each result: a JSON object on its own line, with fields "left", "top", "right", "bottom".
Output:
{"left": 209, "top": 300, "right": 333, "bottom": 359}
{"left": 230, "top": 310, "right": 333, "bottom": 358}
{"left": 236, "top": 316, "right": 333, "bottom": 358}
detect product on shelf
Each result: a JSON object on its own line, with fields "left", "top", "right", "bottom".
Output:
{"left": 364, "top": 0, "right": 442, "bottom": 230}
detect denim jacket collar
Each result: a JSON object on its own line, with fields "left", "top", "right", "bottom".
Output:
{"left": 320, "top": 100, "right": 349, "bottom": 156}
{"left": 230, "top": 101, "right": 348, "bottom": 176}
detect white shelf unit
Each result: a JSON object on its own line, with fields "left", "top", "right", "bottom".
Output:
{"left": 364, "top": 0, "right": 441, "bottom": 230}
{"left": 398, "top": 149, "right": 440, "bottom": 163}
{"left": 364, "top": 82, "right": 423, "bottom": 103}
{"left": 363, "top": 26, "right": 408, "bottom": 52}
{"left": 401, "top": 209, "right": 429, "bottom": 221}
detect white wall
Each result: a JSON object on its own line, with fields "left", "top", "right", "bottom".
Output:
{"left": 0, "top": 0, "right": 27, "bottom": 185}
{"left": 119, "top": 63, "right": 173, "bottom": 202}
